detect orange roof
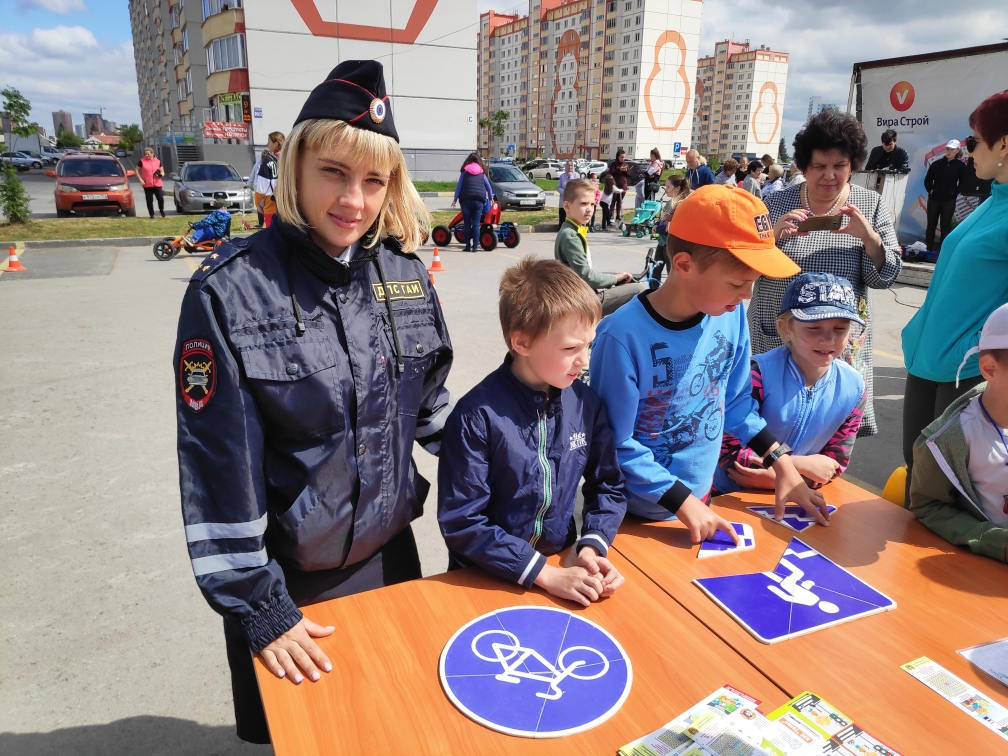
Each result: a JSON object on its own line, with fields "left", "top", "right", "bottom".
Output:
{"left": 91, "top": 133, "right": 121, "bottom": 145}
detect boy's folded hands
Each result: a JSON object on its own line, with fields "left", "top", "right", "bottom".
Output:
{"left": 533, "top": 546, "right": 626, "bottom": 606}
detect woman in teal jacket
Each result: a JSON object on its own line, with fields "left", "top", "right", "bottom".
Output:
{"left": 902, "top": 90, "right": 1008, "bottom": 500}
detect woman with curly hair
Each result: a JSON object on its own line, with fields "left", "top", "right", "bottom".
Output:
{"left": 748, "top": 109, "right": 902, "bottom": 437}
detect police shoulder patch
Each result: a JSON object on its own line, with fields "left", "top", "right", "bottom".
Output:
{"left": 189, "top": 237, "right": 252, "bottom": 282}
{"left": 179, "top": 339, "right": 216, "bottom": 411}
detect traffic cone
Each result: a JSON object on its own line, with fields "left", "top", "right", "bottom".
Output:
{"left": 428, "top": 246, "right": 445, "bottom": 272}
{"left": 428, "top": 272, "right": 444, "bottom": 305}
{"left": 4, "top": 246, "right": 26, "bottom": 273}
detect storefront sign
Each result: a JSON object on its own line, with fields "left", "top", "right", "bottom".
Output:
{"left": 203, "top": 121, "right": 250, "bottom": 140}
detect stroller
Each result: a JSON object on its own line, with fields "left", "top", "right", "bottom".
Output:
{"left": 622, "top": 187, "right": 666, "bottom": 238}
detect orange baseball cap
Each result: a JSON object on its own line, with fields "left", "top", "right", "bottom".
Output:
{"left": 667, "top": 184, "right": 800, "bottom": 278}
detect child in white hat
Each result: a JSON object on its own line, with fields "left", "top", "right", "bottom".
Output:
{"left": 910, "top": 303, "right": 1008, "bottom": 561}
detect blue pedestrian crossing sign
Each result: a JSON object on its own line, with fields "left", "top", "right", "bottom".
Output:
{"left": 747, "top": 504, "right": 838, "bottom": 533}
{"left": 439, "top": 606, "right": 632, "bottom": 738}
{"left": 694, "top": 538, "right": 896, "bottom": 644}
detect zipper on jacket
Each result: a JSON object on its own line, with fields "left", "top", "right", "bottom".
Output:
{"left": 529, "top": 409, "right": 552, "bottom": 548}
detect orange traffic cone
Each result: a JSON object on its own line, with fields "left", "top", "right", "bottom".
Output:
{"left": 428, "top": 272, "right": 445, "bottom": 305}
{"left": 428, "top": 246, "right": 445, "bottom": 272}
{"left": 4, "top": 246, "right": 26, "bottom": 273}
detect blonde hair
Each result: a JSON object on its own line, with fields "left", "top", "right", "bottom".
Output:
{"left": 776, "top": 311, "right": 796, "bottom": 344}
{"left": 268, "top": 131, "right": 285, "bottom": 149}
{"left": 274, "top": 119, "right": 430, "bottom": 252}
{"left": 499, "top": 257, "right": 601, "bottom": 351}
{"left": 768, "top": 163, "right": 785, "bottom": 181}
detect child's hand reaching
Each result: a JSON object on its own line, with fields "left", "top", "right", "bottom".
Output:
{"left": 771, "top": 452, "right": 830, "bottom": 525}
{"left": 792, "top": 454, "right": 840, "bottom": 485}
{"left": 534, "top": 564, "right": 604, "bottom": 607}
{"left": 575, "top": 546, "right": 625, "bottom": 598}
{"left": 676, "top": 495, "right": 741, "bottom": 545}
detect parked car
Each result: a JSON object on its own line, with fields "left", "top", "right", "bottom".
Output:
{"left": 0, "top": 152, "right": 33, "bottom": 171}
{"left": 664, "top": 156, "right": 687, "bottom": 170}
{"left": 576, "top": 160, "right": 608, "bottom": 176}
{"left": 16, "top": 150, "right": 54, "bottom": 168}
{"left": 599, "top": 159, "right": 652, "bottom": 187}
{"left": 486, "top": 164, "right": 546, "bottom": 210}
{"left": 521, "top": 159, "right": 565, "bottom": 180}
{"left": 116, "top": 149, "right": 127, "bottom": 157}
{"left": 171, "top": 161, "right": 253, "bottom": 214}
{"left": 42, "top": 145, "right": 64, "bottom": 162}
{"left": 46, "top": 153, "right": 136, "bottom": 217}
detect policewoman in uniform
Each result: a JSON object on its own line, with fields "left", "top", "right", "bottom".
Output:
{"left": 174, "top": 61, "right": 453, "bottom": 744}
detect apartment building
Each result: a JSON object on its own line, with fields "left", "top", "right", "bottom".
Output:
{"left": 690, "top": 39, "right": 789, "bottom": 161}
{"left": 129, "top": 0, "right": 254, "bottom": 171}
{"left": 807, "top": 96, "right": 838, "bottom": 120}
{"left": 52, "top": 111, "right": 73, "bottom": 137}
{"left": 479, "top": 0, "right": 701, "bottom": 161}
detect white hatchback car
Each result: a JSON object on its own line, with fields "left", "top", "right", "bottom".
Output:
{"left": 522, "top": 159, "right": 566, "bottom": 180}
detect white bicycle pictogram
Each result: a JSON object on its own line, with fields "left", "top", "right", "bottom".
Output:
{"left": 471, "top": 629, "right": 609, "bottom": 701}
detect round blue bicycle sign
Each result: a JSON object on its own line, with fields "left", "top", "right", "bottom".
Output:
{"left": 439, "top": 606, "right": 632, "bottom": 738}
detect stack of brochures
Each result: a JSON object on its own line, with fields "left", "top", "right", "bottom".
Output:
{"left": 619, "top": 685, "right": 900, "bottom": 756}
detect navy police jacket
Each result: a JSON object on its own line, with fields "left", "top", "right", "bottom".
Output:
{"left": 175, "top": 217, "right": 452, "bottom": 652}
{"left": 437, "top": 357, "right": 626, "bottom": 588}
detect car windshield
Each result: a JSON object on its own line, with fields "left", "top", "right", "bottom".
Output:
{"left": 184, "top": 164, "right": 240, "bottom": 182}
{"left": 58, "top": 159, "right": 124, "bottom": 177}
{"left": 489, "top": 166, "right": 528, "bottom": 183}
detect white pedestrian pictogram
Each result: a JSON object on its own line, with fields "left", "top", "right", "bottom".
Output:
{"left": 471, "top": 629, "right": 609, "bottom": 700}
{"left": 763, "top": 547, "right": 840, "bottom": 614}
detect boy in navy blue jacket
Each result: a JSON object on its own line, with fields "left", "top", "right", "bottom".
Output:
{"left": 438, "top": 258, "right": 627, "bottom": 606}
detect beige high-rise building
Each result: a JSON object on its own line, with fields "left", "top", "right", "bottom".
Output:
{"left": 690, "top": 39, "right": 789, "bottom": 161}
{"left": 479, "top": 0, "right": 702, "bottom": 162}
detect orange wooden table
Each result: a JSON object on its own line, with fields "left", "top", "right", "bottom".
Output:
{"left": 611, "top": 478, "right": 1008, "bottom": 754}
{"left": 253, "top": 550, "right": 788, "bottom": 755}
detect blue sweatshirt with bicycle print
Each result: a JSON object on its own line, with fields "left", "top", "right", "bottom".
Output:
{"left": 590, "top": 293, "right": 776, "bottom": 519}
{"left": 438, "top": 355, "right": 627, "bottom": 588}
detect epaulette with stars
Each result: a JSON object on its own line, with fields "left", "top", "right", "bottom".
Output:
{"left": 189, "top": 237, "right": 253, "bottom": 282}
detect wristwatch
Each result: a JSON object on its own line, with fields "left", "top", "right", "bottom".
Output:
{"left": 761, "top": 443, "right": 793, "bottom": 469}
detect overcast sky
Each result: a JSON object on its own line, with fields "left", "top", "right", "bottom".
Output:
{"left": 2, "top": 0, "right": 1006, "bottom": 143}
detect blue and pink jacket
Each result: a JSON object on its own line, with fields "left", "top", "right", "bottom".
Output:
{"left": 714, "top": 345, "right": 866, "bottom": 494}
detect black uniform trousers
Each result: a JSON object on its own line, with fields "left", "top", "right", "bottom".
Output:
{"left": 223, "top": 525, "right": 423, "bottom": 744}
{"left": 902, "top": 372, "right": 985, "bottom": 506}
{"left": 925, "top": 197, "right": 955, "bottom": 251}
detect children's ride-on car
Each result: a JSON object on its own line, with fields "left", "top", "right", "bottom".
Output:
{"left": 430, "top": 198, "right": 521, "bottom": 251}
{"left": 153, "top": 227, "right": 226, "bottom": 260}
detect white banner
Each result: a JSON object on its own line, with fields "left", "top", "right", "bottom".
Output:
{"left": 859, "top": 49, "right": 1008, "bottom": 243}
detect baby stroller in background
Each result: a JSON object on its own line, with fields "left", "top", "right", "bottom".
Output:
{"left": 623, "top": 186, "right": 666, "bottom": 239}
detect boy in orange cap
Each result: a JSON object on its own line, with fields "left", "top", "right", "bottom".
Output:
{"left": 590, "top": 185, "right": 830, "bottom": 544}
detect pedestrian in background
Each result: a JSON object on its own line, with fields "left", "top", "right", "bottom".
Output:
{"left": 762, "top": 163, "right": 786, "bottom": 198}
{"left": 865, "top": 129, "right": 909, "bottom": 171}
{"left": 786, "top": 161, "right": 805, "bottom": 187}
{"left": 685, "top": 149, "right": 714, "bottom": 190}
{"left": 735, "top": 155, "right": 750, "bottom": 185}
{"left": 608, "top": 149, "right": 631, "bottom": 228}
{"left": 715, "top": 158, "right": 738, "bottom": 186}
{"left": 253, "top": 131, "right": 284, "bottom": 228}
{"left": 138, "top": 146, "right": 165, "bottom": 218}
{"left": 923, "top": 139, "right": 966, "bottom": 253}
{"left": 451, "top": 152, "right": 493, "bottom": 252}
{"left": 741, "top": 160, "right": 764, "bottom": 196}
{"left": 556, "top": 160, "right": 581, "bottom": 225}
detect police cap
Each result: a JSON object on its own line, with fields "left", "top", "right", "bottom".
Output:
{"left": 293, "top": 60, "right": 398, "bottom": 142}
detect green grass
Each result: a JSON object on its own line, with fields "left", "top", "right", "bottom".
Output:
{"left": 412, "top": 181, "right": 458, "bottom": 193}
{"left": 0, "top": 216, "right": 205, "bottom": 242}
{"left": 534, "top": 179, "right": 558, "bottom": 192}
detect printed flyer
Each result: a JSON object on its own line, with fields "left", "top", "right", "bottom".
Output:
{"left": 902, "top": 656, "right": 1008, "bottom": 743}
{"left": 619, "top": 688, "right": 901, "bottom": 756}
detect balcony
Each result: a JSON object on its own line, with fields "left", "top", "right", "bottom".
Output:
{"left": 202, "top": 6, "right": 243, "bottom": 41}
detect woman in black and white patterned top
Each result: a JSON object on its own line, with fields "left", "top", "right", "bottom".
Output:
{"left": 749, "top": 110, "right": 902, "bottom": 436}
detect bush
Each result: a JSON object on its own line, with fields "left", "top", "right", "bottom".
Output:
{"left": 0, "top": 163, "right": 31, "bottom": 224}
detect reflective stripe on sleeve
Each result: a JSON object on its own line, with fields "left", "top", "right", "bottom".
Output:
{"left": 190, "top": 548, "right": 269, "bottom": 577}
{"left": 518, "top": 551, "right": 544, "bottom": 585}
{"left": 185, "top": 512, "right": 268, "bottom": 543}
{"left": 578, "top": 533, "right": 609, "bottom": 555}
{"left": 415, "top": 392, "right": 454, "bottom": 439}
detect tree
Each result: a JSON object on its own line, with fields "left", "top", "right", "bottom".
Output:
{"left": 119, "top": 123, "right": 143, "bottom": 152}
{"left": 778, "top": 136, "right": 791, "bottom": 164}
{"left": 478, "top": 110, "right": 508, "bottom": 155}
{"left": 1, "top": 87, "right": 33, "bottom": 138}
{"left": 0, "top": 162, "right": 32, "bottom": 224}
{"left": 56, "top": 124, "right": 82, "bottom": 149}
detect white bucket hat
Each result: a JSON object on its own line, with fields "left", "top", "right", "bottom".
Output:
{"left": 956, "top": 302, "right": 1008, "bottom": 386}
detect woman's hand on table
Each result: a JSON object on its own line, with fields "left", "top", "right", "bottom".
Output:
{"left": 257, "top": 617, "right": 335, "bottom": 684}
{"left": 773, "top": 209, "right": 808, "bottom": 242}
{"left": 728, "top": 460, "right": 776, "bottom": 489}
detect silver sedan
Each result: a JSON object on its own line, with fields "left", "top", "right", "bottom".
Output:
{"left": 171, "top": 161, "right": 253, "bottom": 214}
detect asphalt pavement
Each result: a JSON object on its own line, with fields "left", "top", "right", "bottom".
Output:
{"left": 0, "top": 229, "right": 922, "bottom": 754}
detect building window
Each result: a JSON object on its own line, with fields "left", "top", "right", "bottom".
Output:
{"left": 186, "top": 68, "right": 193, "bottom": 94}
{"left": 173, "top": 45, "right": 182, "bottom": 65}
{"left": 205, "top": 33, "right": 246, "bottom": 74}
{"left": 182, "top": 29, "right": 189, "bottom": 51}
{"left": 202, "top": 0, "right": 242, "bottom": 21}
